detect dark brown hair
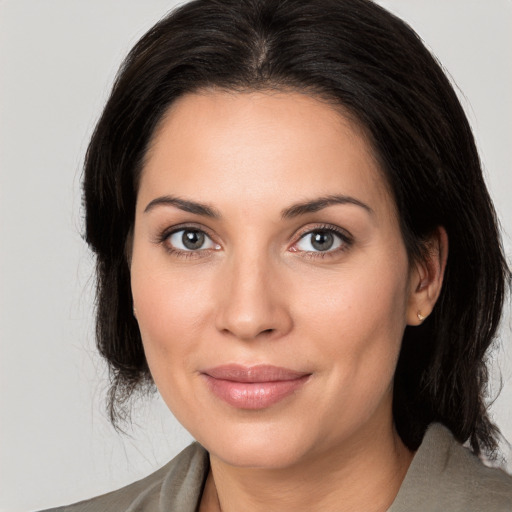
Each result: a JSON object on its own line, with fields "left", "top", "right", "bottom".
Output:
{"left": 83, "top": 0, "right": 510, "bottom": 455}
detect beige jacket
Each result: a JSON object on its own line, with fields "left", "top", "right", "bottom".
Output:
{"left": 40, "top": 424, "right": 512, "bottom": 512}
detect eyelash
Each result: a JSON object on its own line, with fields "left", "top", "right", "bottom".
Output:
{"left": 156, "top": 223, "right": 353, "bottom": 260}
{"left": 292, "top": 224, "right": 353, "bottom": 259}
{"left": 156, "top": 224, "right": 219, "bottom": 260}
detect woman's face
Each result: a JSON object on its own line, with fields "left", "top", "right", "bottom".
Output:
{"left": 131, "top": 91, "right": 421, "bottom": 468}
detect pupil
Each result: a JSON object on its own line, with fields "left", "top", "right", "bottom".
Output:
{"left": 311, "top": 231, "right": 333, "bottom": 251}
{"left": 182, "top": 230, "right": 205, "bottom": 250}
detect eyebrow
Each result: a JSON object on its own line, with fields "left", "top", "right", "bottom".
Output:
{"left": 281, "top": 194, "right": 373, "bottom": 219}
{"left": 144, "top": 195, "right": 221, "bottom": 218}
{"left": 143, "top": 193, "right": 373, "bottom": 219}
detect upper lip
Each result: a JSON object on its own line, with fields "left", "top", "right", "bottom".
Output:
{"left": 202, "top": 364, "right": 310, "bottom": 382}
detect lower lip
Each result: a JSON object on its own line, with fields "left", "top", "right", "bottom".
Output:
{"left": 203, "top": 375, "right": 310, "bottom": 409}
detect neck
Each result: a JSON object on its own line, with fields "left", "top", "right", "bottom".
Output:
{"left": 201, "top": 419, "right": 414, "bottom": 512}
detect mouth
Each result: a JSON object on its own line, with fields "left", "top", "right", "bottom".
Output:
{"left": 201, "top": 364, "right": 311, "bottom": 410}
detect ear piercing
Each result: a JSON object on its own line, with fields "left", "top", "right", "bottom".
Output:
{"left": 417, "top": 311, "right": 426, "bottom": 322}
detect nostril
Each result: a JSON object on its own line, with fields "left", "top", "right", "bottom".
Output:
{"left": 221, "top": 327, "right": 275, "bottom": 338}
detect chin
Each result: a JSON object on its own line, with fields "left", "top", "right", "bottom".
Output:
{"left": 211, "top": 438, "right": 307, "bottom": 469}
{"left": 191, "top": 417, "right": 319, "bottom": 469}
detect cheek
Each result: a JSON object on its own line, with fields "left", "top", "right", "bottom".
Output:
{"left": 130, "top": 254, "right": 214, "bottom": 375}
{"left": 292, "top": 257, "right": 409, "bottom": 370}
{"left": 292, "top": 260, "right": 410, "bottom": 427}
{"left": 135, "top": 274, "right": 208, "bottom": 332}
{"left": 131, "top": 268, "right": 215, "bottom": 427}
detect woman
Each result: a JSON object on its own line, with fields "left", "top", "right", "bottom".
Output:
{"left": 41, "top": 0, "right": 511, "bottom": 510}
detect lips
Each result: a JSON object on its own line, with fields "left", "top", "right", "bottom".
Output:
{"left": 201, "top": 364, "right": 311, "bottom": 409}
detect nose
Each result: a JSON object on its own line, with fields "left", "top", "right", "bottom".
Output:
{"left": 214, "top": 252, "right": 293, "bottom": 341}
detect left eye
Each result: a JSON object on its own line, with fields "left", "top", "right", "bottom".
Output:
{"left": 167, "top": 229, "right": 217, "bottom": 251}
{"left": 295, "top": 230, "right": 344, "bottom": 252}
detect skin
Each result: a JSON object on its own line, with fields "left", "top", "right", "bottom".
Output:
{"left": 130, "top": 91, "right": 447, "bottom": 512}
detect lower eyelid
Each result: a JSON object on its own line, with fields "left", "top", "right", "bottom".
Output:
{"left": 295, "top": 241, "right": 352, "bottom": 261}
{"left": 161, "top": 242, "right": 217, "bottom": 259}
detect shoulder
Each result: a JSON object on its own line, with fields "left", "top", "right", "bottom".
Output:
{"left": 391, "top": 424, "right": 512, "bottom": 512}
{"left": 37, "top": 442, "right": 209, "bottom": 512}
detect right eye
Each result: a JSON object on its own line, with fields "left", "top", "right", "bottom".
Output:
{"left": 166, "top": 229, "right": 218, "bottom": 252}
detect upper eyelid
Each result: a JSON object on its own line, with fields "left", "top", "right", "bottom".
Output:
{"left": 160, "top": 223, "right": 216, "bottom": 239}
{"left": 153, "top": 224, "right": 219, "bottom": 252}
{"left": 158, "top": 226, "right": 220, "bottom": 257}
{"left": 288, "top": 224, "right": 353, "bottom": 256}
{"left": 294, "top": 224, "right": 352, "bottom": 241}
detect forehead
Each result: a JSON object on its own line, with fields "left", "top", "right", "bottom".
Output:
{"left": 138, "top": 90, "right": 394, "bottom": 219}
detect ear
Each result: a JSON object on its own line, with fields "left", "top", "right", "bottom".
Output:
{"left": 406, "top": 226, "right": 448, "bottom": 326}
{"left": 125, "top": 228, "right": 134, "bottom": 268}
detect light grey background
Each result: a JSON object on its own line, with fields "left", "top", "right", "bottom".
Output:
{"left": 0, "top": 1, "right": 510, "bottom": 511}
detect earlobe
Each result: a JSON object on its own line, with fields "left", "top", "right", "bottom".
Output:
{"left": 407, "top": 227, "right": 448, "bottom": 326}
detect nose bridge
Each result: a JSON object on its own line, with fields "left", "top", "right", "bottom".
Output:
{"left": 215, "top": 245, "right": 291, "bottom": 340}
